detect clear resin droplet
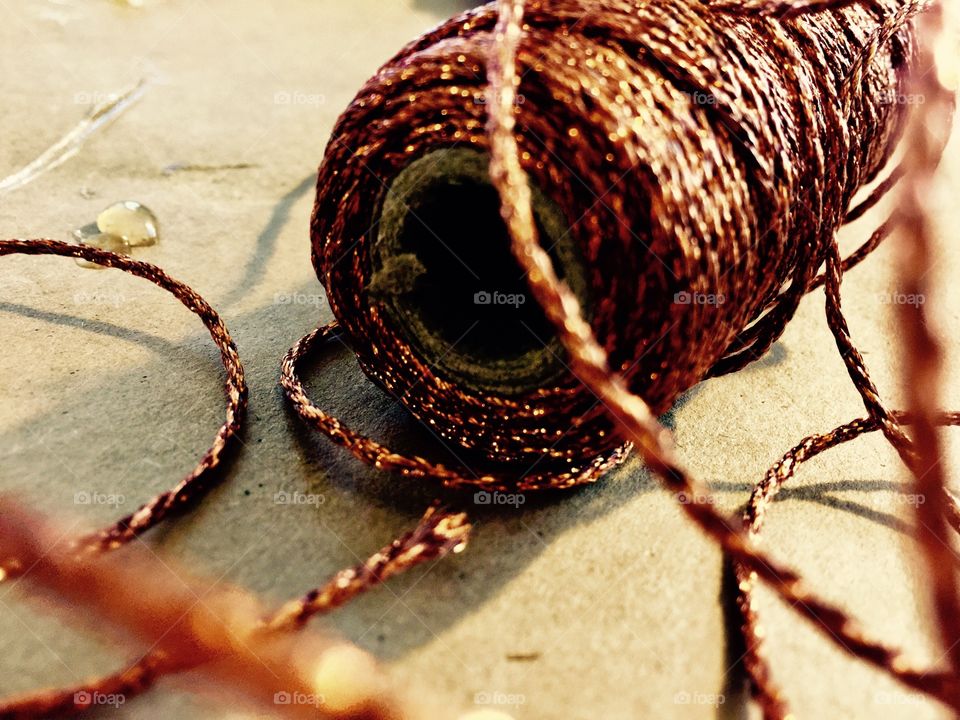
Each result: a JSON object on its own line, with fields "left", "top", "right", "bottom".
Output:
{"left": 73, "top": 227, "right": 131, "bottom": 269}
{"left": 96, "top": 201, "right": 159, "bottom": 247}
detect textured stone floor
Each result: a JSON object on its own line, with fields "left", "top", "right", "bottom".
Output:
{"left": 1, "top": 2, "right": 959, "bottom": 718}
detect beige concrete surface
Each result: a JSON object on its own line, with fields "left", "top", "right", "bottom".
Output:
{"left": 1, "top": 1, "right": 959, "bottom": 718}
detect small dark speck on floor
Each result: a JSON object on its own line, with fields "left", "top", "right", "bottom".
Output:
{"left": 506, "top": 652, "right": 541, "bottom": 662}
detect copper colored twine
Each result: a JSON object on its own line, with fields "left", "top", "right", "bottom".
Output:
{"left": 0, "top": 499, "right": 445, "bottom": 720}
{"left": 279, "top": 321, "right": 631, "bottom": 490}
{"left": 0, "top": 246, "right": 472, "bottom": 718}
{"left": 0, "top": 241, "right": 471, "bottom": 715}
{"left": 0, "top": 239, "right": 247, "bottom": 568}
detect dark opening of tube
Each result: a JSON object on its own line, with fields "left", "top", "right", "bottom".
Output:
{"left": 400, "top": 180, "right": 555, "bottom": 362}
{"left": 371, "top": 148, "right": 589, "bottom": 395}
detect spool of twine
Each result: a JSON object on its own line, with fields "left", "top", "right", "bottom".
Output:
{"left": 310, "top": 0, "right": 914, "bottom": 488}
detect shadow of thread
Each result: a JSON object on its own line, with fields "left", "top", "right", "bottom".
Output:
{"left": 220, "top": 174, "right": 316, "bottom": 309}
{"left": 410, "top": 0, "right": 480, "bottom": 15}
{"left": 0, "top": 302, "right": 184, "bottom": 358}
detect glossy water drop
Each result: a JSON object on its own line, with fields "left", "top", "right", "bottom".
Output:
{"left": 96, "top": 201, "right": 158, "bottom": 247}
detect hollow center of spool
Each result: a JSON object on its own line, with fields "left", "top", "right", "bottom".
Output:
{"left": 370, "top": 148, "right": 589, "bottom": 395}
